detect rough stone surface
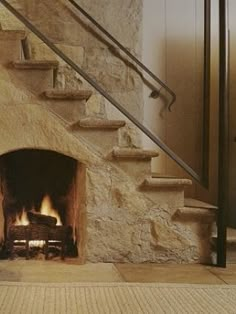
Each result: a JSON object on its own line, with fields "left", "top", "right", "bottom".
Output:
{"left": 0, "top": 103, "right": 214, "bottom": 264}
{"left": 0, "top": 0, "right": 144, "bottom": 118}
{"left": 0, "top": 1, "right": 215, "bottom": 264}
{"left": 0, "top": 0, "right": 144, "bottom": 144}
{"left": 85, "top": 94, "right": 106, "bottom": 118}
{"left": 119, "top": 124, "right": 142, "bottom": 148}
{"left": 0, "top": 6, "right": 24, "bottom": 30}
{"left": 0, "top": 30, "right": 26, "bottom": 40}
{"left": 0, "top": 104, "right": 100, "bottom": 165}
{"left": 85, "top": 165, "right": 212, "bottom": 263}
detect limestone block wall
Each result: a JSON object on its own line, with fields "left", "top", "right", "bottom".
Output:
{"left": 0, "top": 1, "right": 215, "bottom": 263}
{"left": 0, "top": 0, "right": 144, "bottom": 146}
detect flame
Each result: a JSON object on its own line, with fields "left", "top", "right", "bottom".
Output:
{"left": 13, "top": 195, "right": 62, "bottom": 248}
{"left": 15, "top": 209, "right": 29, "bottom": 226}
{"left": 40, "top": 195, "right": 62, "bottom": 226}
{"left": 14, "top": 195, "right": 62, "bottom": 227}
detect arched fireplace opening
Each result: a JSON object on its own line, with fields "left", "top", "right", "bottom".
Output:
{"left": 0, "top": 149, "right": 82, "bottom": 260}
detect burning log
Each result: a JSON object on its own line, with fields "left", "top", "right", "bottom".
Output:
{"left": 27, "top": 211, "right": 57, "bottom": 227}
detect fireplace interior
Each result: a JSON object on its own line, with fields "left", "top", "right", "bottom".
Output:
{"left": 0, "top": 149, "right": 79, "bottom": 260}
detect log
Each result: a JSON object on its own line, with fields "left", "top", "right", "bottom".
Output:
{"left": 27, "top": 211, "right": 57, "bottom": 227}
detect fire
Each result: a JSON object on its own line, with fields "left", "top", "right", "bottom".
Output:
{"left": 14, "top": 195, "right": 62, "bottom": 226}
{"left": 15, "top": 209, "right": 29, "bottom": 226}
{"left": 13, "top": 195, "right": 62, "bottom": 248}
{"left": 40, "top": 195, "right": 62, "bottom": 226}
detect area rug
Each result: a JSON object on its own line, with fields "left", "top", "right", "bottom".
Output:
{"left": 0, "top": 282, "right": 236, "bottom": 313}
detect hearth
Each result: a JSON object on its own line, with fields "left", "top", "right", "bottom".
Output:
{"left": 0, "top": 149, "right": 79, "bottom": 260}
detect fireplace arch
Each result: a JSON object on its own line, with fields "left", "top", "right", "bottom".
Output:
{"left": 0, "top": 104, "right": 96, "bottom": 261}
{"left": 0, "top": 103, "right": 98, "bottom": 165}
{"left": 0, "top": 148, "right": 86, "bottom": 261}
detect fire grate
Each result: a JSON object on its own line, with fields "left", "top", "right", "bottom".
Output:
{"left": 8, "top": 224, "right": 72, "bottom": 260}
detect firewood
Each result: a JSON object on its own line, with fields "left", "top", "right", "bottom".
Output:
{"left": 27, "top": 211, "right": 57, "bottom": 227}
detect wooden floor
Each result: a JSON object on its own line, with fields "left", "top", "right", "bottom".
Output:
{"left": 1, "top": 260, "right": 236, "bottom": 284}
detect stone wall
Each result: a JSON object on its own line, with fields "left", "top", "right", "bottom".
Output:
{"left": 0, "top": 0, "right": 144, "bottom": 146}
{"left": 0, "top": 1, "right": 215, "bottom": 263}
{"left": 0, "top": 104, "right": 214, "bottom": 263}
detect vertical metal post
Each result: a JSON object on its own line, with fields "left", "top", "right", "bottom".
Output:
{"left": 217, "top": 0, "right": 229, "bottom": 267}
{"left": 202, "top": 0, "right": 211, "bottom": 188}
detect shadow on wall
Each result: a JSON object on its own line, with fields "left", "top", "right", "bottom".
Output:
{"left": 144, "top": 36, "right": 205, "bottom": 180}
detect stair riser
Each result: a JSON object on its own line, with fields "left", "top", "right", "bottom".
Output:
{"left": 173, "top": 211, "right": 216, "bottom": 224}
{"left": 73, "top": 129, "right": 119, "bottom": 153}
{"left": 141, "top": 188, "right": 185, "bottom": 212}
{"left": 46, "top": 100, "right": 88, "bottom": 124}
{"left": 110, "top": 160, "right": 151, "bottom": 181}
{"left": 0, "top": 41, "right": 22, "bottom": 65}
{"left": 10, "top": 69, "right": 54, "bottom": 95}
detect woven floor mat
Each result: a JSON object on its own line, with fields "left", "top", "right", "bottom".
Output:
{"left": 0, "top": 282, "right": 235, "bottom": 313}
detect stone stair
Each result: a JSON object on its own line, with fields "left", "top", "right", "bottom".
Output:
{"left": 43, "top": 89, "right": 93, "bottom": 101}
{"left": 141, "top": 177, "right": 192, "bottom": 188}
{"left": 74, "top": 118, "right": 126, "bottom": 129}
{"left": 0, "top": 28, "right": 217, "bottom": 263}
{"left": 0, "top": 29, "right": 26, "bottom": 40}
{"left": 0, "top": 30, "right": 26, "bottom": 66}
{"left": 12, "top": 60, "right": 59, "bottom": 70}
{"left": 109, "top": 147, "right": 159, "bottom": 160}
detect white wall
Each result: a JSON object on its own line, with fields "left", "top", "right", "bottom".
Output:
{"left": 142, "top": 0, "right": 219, "bottom": 203}
{"left": 142, "top": 0, "right": 167, "bottom": 173}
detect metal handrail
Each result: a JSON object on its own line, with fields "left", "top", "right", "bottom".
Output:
{"left": 69, "top": 0, "right": 211, "bottom": 188}
{"left": 0, "top": 0, "right": 202, "bottom": 183}
{"left": 68, "top": 0, "right": 176, "bottom": 112}
{"left": 202, "top": 0, "right": 211, "bottom": 188}
{"left": 217, "top": 0, "right": 229, "bottom": 268}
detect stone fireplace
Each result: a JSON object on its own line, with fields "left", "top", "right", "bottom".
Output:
{"left": 0, "top": 100, "right": 214, "bottom": 264}
{"left": 0, "top": 149, "right": 79, "bottom": 259}
{"left": 0, "top": 105, "right": 90, "bottom": 262}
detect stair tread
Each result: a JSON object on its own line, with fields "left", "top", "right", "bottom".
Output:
{"left": 111, "top": 147, "right": 159, "bottom": 160}
{"left": 0, "top": 30, "right": 26, "bottom": 40}
{"left": 13, "top": 60, "right": 59, "bottom": 69}
{"left": 44, "top": 89, "right": 92, "bottom": 101}
{"left": 177, "top": 206, "right": 216, "bottom": 214}
{"left": 74, "top": 118, "right": 126, "bottom": 129}
{"left": 141, "top": 177, "right": 192, "bottom": 188}
{"left": 174, "top": 206, "right": 216, "bottom": 222}
{"left": 151, "top": 172, "right": 178, "bottom": 179}
{"left": 184, "top": 198, "right": 217, "bottom": 210}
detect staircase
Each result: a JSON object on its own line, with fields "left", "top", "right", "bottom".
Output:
{"left": 0, "top": 28, "right": 217, "bottom": 263}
